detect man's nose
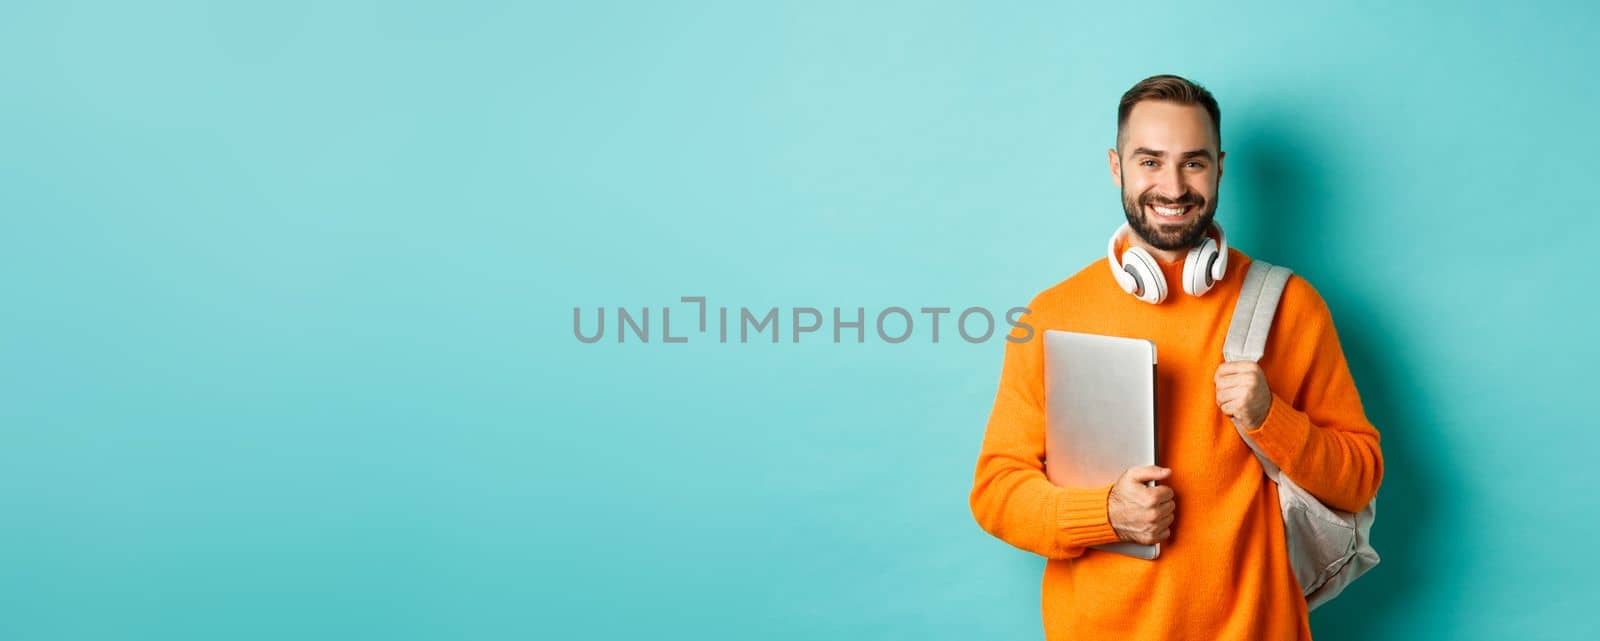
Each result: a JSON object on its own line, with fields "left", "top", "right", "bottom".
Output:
{"left": 1155, "top": 164, "right": 1186, "bottom": 201}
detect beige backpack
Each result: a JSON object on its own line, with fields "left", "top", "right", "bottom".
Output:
{"left": 1223, "top": 260, "right": 1380, "bottom": 611}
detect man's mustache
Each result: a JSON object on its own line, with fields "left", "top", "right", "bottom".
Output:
{"left": 1141, "top": 194, "right": 1205, "bottom": 208}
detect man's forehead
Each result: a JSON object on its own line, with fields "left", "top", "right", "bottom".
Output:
{"left": 1121, "top": 100, "right": 1218, "bottom": 150}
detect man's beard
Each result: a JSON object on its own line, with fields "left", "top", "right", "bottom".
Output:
{"left": 1121, "top": 183, "right": 1218, "bottom": 251}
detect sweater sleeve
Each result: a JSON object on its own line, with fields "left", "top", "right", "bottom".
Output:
{"left": 968, "top": 309, "right": 1123, "bottom": 559}
{"left": 1242, "top": 283, "right": 1384, "bottom": 513}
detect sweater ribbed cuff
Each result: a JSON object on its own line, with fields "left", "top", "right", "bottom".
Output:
{"left": 1244, "top": 393, "right": 1311, "bottom": 473}
{"left": 1053, "top": 483, "right": 1122, "bottom": 549}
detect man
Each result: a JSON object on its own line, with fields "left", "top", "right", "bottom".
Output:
{"left": 967, "top": 75, "right": 1383, "bottom": 640}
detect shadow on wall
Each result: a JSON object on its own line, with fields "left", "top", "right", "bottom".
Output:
{"left": 1227, "top": 111, "right": 1440, "bottom": 640}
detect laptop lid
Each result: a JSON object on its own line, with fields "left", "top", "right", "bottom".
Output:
{"left": 1042, "top": 329, "right": 1160, "bottom": 560}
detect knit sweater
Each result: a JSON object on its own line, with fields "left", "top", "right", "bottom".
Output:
{"left": 968, "top": 244, "right": 1383, "bottom": 640}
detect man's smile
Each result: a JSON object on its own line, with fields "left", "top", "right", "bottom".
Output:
{"left": 1146, "top": 202, "right": 1195, "bottom": 222}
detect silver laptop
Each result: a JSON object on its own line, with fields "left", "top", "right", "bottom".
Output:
{"left": 1042, "top": 329, "right": 1160, "bottom": 560}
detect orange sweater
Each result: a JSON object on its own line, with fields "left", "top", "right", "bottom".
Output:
{"left": 969, "top": 245, "right": 1383, "bottom": 640}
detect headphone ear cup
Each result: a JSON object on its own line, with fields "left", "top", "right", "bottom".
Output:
{"left": 1182, "top": 237, "right": 1220, "bottom": 297}
{"left": 1122, "top": 247, "right": 1166, "bottom": 304}
{"left": 1210, "top": 242, "right": 1228, "bottom": 283}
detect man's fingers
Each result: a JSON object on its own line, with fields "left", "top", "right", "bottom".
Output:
{"left": 1215, "top": 360, "right": 1260, "bottom": 374}
{"left": 1124, "top": 465, "right": 1171, "bottom": 485}
{"left": 1213, "top": 362, "right": 1246, "bottom": 379}
{"left": 1133, "top": 521, "right": 1173, "bottom": 544}
{"left": 1214, "top": 363, "right": 1244, "bottom": 378}
{"left": 1214, "top": 363, "right": 1263, "bottom": 386}
{"left": 1214, "top": 373, "right": 1255, "bottom": 387}
{"left": 1213, "top": 374, "right": 1258, "bottom": 390}
{"left": 1139, "top": 488, "right": 1175, "bottom": 510}
{"left": 1217, "top": 390, "right": 1245, "bottom": 412}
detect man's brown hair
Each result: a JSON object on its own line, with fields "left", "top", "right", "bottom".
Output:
{"left": 1116, "top": 74, "right": 1221, "bottom": 150}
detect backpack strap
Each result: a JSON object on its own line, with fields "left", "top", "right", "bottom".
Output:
{"left": 1223, "top": 260, "right": 1294, "bottom": 363}
{"left": 1224, "top": 259, "right": 1295, "bottom": 477}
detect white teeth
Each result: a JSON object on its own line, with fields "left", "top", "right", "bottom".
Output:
{"left": 1153, "top": 206, "right": 1186, "bottom": 217}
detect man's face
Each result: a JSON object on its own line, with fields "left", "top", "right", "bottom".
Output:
{"left": 1108, "top": 100, "right": 1224, "bottom": 252}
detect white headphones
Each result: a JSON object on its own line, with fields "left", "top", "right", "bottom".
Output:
{"left": 1106, "top": 221, "right": 1229, "bottom": 304}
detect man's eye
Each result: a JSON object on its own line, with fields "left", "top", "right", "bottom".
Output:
{"left": 1186, "top": 162, "right": 1204, "bottom": 169}
{"left": 1140, "top": 160, "right": 1157, "bottom": 167}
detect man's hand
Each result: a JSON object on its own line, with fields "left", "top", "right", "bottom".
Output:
{"left": 1108, "top": 465, "right": 1175, "bottom": 545}
{"left": 1214, "top": 360, "right": 1272, "bottom": 430}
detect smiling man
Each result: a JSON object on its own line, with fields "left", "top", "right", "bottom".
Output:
{"left": 968, "top": 75, "right": 1383, "bottom": 640}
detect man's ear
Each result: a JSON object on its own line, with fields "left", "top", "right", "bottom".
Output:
{"left": 1217, "top": 150, "right": 1225, "bottom": 180}
{"left": 1108, "top": 148, "right": 1122, "bottom": 189}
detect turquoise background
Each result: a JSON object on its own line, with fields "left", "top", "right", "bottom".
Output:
{"left": 3, "top": 1, "right": 1595, "bottom": 639}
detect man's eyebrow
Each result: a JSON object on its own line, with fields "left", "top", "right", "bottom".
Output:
{"left": 1129, "top": 147, "right": 1215, "bottom": 161}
